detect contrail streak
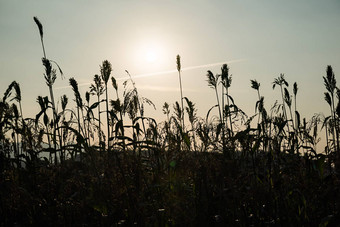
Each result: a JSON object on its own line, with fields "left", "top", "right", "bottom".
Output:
{"left": 55, "top": 58, "right": 245, "bottom": 90}
{"left": 136, "top": 85, "right": 198, "bottom": 92}
{"left": 126, "top": 58, "right": 246, "bottom": 80}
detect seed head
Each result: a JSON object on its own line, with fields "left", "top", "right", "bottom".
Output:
{"left": 33, "top": 16, "right": 43, "bottom": 39}
{"left": 176, "top": 55, "right": 181, "bottom": 72}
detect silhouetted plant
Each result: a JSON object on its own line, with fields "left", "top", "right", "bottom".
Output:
{"left": 100, "top": 60, "right": 112, "bottom": 151}
{"left": 251, "top": 79, "right": 268, "bottom": 156}
{"left": 33, "top": 17, "right": 46, "bottom": 58}
{"left": 34, "top": 17, "right": 64, "bottom": 162}
{"left": 323, "top": 65, "right": 339, "bottom": 154}
{"left": 124, "top": 70, "right": 155, "bottom": 138}
{"left": 206, "top": 69, "right": 227, "bottom": 154}
{"left": 206, "top": 70, "right": 222, "bottom": 122}
{"left": 69, "top": 77, "right": 87, "bottom": 159}
{"left": 35, "top": 95, "right": 53, "bottom": 160}
{"left": 176, "top": 55, "right": 184, "bottom": 129}
{"left": 3, "top": 81, "right": 27, "bottom": 155}
{"left": 59, "top": 94, "right": 68, "bottom": 160}
{"left": 221, "top": 64, "right": 233, "bottom": 138}
{"left": 90, "top": 74, "right": 104, "bottom": 147}
{"left": 184, "top": 97, "right": 198, "bottom": 151}
{"left": 273, "top": 74, "right": 290, "bottom": 133}
{"left": 110, "top": 76, "right": 126, "bottom": 151}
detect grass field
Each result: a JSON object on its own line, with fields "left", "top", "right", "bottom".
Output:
{"left": 0, "top": 17, "right": 339, "bottom": 226}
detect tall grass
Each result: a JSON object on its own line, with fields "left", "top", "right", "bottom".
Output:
{"left": 176, "top": 55, "right": 184, "bottom": 130}
{"left": 100, "top": 60, "right": 112, "bottom": 151}
{"left": 90, "top": 74, "right": 104, "bottom": 147}
{"left": 34, "top": 16, "right": 64, "bottom": 162}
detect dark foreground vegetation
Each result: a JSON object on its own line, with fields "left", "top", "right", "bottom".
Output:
{"left": 1, "top": 17, "right": 340, "bottom": 226}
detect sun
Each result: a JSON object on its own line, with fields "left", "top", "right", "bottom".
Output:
{"left": 131, "top": 37, "right": 170, "bottom": 72}
{"left": 140, "top": 42, "right": 163, "bottom": 65}
{"left": 146, "top": 50, "right": 157, "bottom": 63}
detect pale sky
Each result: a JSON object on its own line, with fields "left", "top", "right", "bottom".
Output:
{"left": 1, "top": 0, "right": 340, "bottom": 146}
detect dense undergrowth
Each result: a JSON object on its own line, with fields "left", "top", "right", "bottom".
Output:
{"left": 1, "top": 17, "right": 340, "bottom": 226}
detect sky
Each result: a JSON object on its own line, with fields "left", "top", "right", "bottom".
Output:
{"left": 1, "top": 0, "right": 340, "bottom": 149}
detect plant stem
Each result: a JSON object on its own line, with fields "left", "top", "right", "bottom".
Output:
{"left": 178, "top": 70, "right": 184, "bottom": 130}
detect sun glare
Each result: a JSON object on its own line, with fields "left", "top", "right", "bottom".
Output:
{"left": 136, "top": 42, "right": 163, "bottom": 64}
{"left": 146, "top": 50, "right": 157, "bottom": 63}
{"left": 131, "top": 36, "right": 171, "bottom": 73}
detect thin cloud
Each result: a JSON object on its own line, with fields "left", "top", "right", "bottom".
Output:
{"left": 136, "top": 85, "right": 198, "bottom": 92}
{"left": 56, "top": 83, "right": 92, "bottom": 90}
{"left": 182, "top": 58, "right": 245, "bottom": 71}
{"left": 55, "top": 58, "right": 246, "bottom": 90}
{"left": 126, "top": 58, "right": 246, "bottom": 80}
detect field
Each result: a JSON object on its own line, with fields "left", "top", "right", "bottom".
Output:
{"left": 1, "top": 17, "right": 340, "bottom": 226}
